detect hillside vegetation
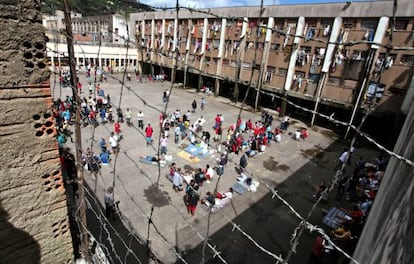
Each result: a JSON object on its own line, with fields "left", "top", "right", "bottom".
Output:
{"left": 42, "top": 0, "right": 152, "bottom": 16}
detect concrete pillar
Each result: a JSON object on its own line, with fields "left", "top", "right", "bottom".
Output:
{"left": 198, "top": 18, "right": 209, "bottom": 91}
{"left": 345, "top": 16, "right": 389, "bottom": 138}
{"left": 172, "top": 18, "right": 178, "bottom": 71}
{"left": 284, "top": 17, "right": 305, "bottom": 92}
{"left": 280, "top": 16, "right": 305, "bottom": 117}
{"left": 233, "top": 17, "right": 248, "bottom": 101}
{"left": 161, "top": 19, "right": 166, "bottom": 65}
{"left": 311, "top": 17, "right": 343, "bottom": 126}
{"left": 137, "top": 20, "right": 145, "bottom": 75}
{"left": 216, "top": 18, "right": 227, "bottom": 96}
{"left": 255, "top": 17, "right": 274, "bottom": 111}
{"left": 184, "top": 19, "right": 192, "bottom": 88}
{"left": 150, "top": 19, "right": 155, "bottom": 62}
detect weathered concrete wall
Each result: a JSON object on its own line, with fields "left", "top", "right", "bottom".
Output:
{"left": 0, "top": 0, "right": 73, "bottom": 263}
{"left": 353, "top": 92, "right": 414, "bottom": 262}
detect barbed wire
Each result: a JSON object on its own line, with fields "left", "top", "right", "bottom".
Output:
{"left": 53, "top": 44, "right": 406, "bottom": 264}
{"left": 83, "top": 186, "right": 144, "bottom": 263}
{"left": 63, "top": 52, "right": 397, "bottom": 264}
{"left": 50, "top": 1, "right": 413, "bottom": 263}
{"left": 47, "top": 32, "right": 406, "bottom": 174}
{"left": 61, "top": 88, "right": 224, "bottom": 263}
{"left": 283, "top": 105, "right": 370, "bottom": 263}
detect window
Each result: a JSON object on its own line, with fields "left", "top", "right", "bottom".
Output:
{"left": 278, "top": 68, "right": 287, "bottom": 76}
{"left": 327, "top": 77, "right": 341, "bottom": 85}
{"left": 320, "top": 19, "right": 332, "bottom": 28}
{"left": 246, "top": 41, "right": 255, "bottom": 50}
{"left": 351, "top": 50, "right": 368, "bottom": 60}
{"left": 222, "top": 59, "right": 229, "bottom": 66}
{"left": 287, "top": 21, "right": 297, "bottom": 28}
{"left": 242, "top": 62, "right": 251, "bottom": 68}
{"left": 213, "top": 40, "right": 219, "bottom": 49}
{"left": 306, "top": 20, "right": 317, "bottom": 27}
{"left": 343, "top": 19, "right": 355, "bottom": 29}
{"left": 394, "top": 20, "right": 408, "bottom": 31}
{"left": 361, "top": 19, "right": 378, "bottom": 30}
{"left": 400, "top": 55, "right": 414, "bottom": 66}
{"left": 270, "top": 43, "right": 280, "bottom": 50}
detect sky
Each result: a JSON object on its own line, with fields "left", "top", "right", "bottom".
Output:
{"left": 140, "top": 0, "right": 374, "bottom": 9}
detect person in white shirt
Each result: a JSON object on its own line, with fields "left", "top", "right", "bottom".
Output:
{"left": 137, "top": 111, "right": 144, "bottom": 129}
{"left": 109, "top": 132, "right": 119, "bottom": 154}
{"left": 173, "top": 167, "right": 183, "bottom": 192}
{"left": 335, "top": 148, "right": 349, "bottom": 171}
{"left": 274, "top": 133, "right": 282, "bottom": 143}
{"left": 160, "top": 135, "right": 168, "bottom": 155}
{"left": 294, "top": 130, "right": 301, "bottom": 141}
{"left": 204, "top": 164, "right": 215, "bottom": 181}
{"left": 104, "top": 187, "right": 116, "bottom": 218}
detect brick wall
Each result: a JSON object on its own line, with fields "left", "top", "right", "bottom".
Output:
{"left": 0, "top": 0, "right": 74, "bottom": 263}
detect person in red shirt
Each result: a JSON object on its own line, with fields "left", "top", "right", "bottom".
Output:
{"left": 77, "top": 82, "right": 82, "bottom": 93}
{"left": 301, "top": 128, "right": 309, "bottom": 140}
{"left": 114, "top": 121, "right": 121, "bottom": 135}
{"left": 349, "top": 205, "right": 364, "bottom": 221}
{"left": 309, "top": 236, "right": 324, "bottom": 264}
{"left": 214, "top": 114, "right": 221, "bottom": 129}
{"left": 246, "top": 119, "right": 253, "bottom": 131}
{"left": 145, "top": 123, "right": 154, "bottom": 146}
{"left": 89, "top": 110, "right": 97, "bottom": 126}
{"left": 262, "top": 134, "right": 268, "bottom": 146}
{"left": 253, "top": 126, "right": 260, "bottom": 137}
{"left": 159, "top": 113, "right": 164, "bottom": 128}
{"left": 236, "top": 117, "right": 242, "bottom": 131}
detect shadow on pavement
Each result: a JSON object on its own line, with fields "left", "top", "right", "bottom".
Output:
{"left": 180, "top": 139, "right": 373, "bottom": 264}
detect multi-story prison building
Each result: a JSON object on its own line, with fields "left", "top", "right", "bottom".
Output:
{"left": 130, "top": 0, "right": 414, "bottom": 123}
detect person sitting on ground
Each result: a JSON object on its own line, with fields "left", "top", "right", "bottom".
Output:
{"left": 202, "top": 191, "right": 216, "bottom": 206}
{"left": 194, "top": 168, "right": 206, "bottom": 186}
{"left": 301, "top": 128, "right": 309, "bottom": 140}
{"left": 245, "top": 149, "right": 257, "bottom": 158}
{"left": 294, "top": 129, "right": 301, "bottom": 140}
{"left": 204, "top": 164, "right": 214, "bottom": 181}
{"left": 99, "top": 151, "right": 111, "bottom": 165}
{"left": 140, "top": 154, "right": 163, "bottom": 163}
{"left": 215, "top": 187, "right": 234, "bottom": 200}
{"left": 313, "top": 180, "right": 327, "bottom": 200}
{"left": 274, "top": 132, "right": 282, "bottom": 143}
{"left": 239, "top": 154, "right": 248, "bottom": 172}
{"left": 173, "top": 167, "right": 183, "bottom": 192}
{"left": 331, "top": 224, "right": 352, "bottom": 241}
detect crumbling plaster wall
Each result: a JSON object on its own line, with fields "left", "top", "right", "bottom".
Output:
{"left": 0, "top": 0, "right": 73, "bottom": 263}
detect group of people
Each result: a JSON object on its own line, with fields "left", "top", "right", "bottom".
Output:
{"left": 167, "top": 162, "right": 235, "bottom": 220}
{"left": 310, "top": 150, "right": 388, "bottom": 263}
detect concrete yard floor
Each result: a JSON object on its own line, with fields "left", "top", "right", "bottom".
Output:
{"left": 58, "top": 74, "right": 379, "bottom": 264}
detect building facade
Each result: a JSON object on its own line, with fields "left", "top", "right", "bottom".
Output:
{"left": 130, "top": 0, "right": 414, "bottom": 118}
{"left": 43, "top": 11, "right": 137, "bottom": 71}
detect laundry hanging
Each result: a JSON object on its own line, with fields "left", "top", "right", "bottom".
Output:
{"left": 323, "top": 25, "right": 330, "bottom": 37}
{"left": 283, "top": 26, "right": 291, "bottom": 49}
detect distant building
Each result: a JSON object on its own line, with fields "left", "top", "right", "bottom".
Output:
{"left": 43, "top": 11, "right": 137, "bottom": 72}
